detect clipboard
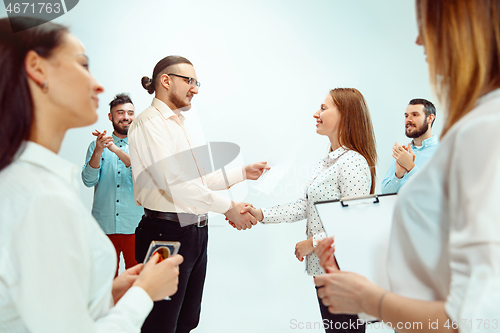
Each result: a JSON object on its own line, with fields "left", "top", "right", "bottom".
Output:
{"left": 314, "top": 193, "right": 397, "bottom": 322}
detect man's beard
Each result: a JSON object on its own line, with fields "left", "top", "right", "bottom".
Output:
{"left": 113, "top": 120, "right": 129, "bottom": 136}
{"left": 405, "top": 118, "right": 429, "bottom": 138}
{"left": 170, "top": 92, "right": 192, "bottom": 111}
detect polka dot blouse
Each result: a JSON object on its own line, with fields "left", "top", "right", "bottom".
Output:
{"left": 260, "top": 147, "right": 372, "bottom": 276}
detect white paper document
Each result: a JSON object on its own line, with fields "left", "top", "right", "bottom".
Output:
{"left": 314, "top": 194, "right": 398, "bottom": 322}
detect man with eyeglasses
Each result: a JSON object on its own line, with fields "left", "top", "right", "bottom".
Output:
{"left": 128, "top": 55, "right": 269, "bottom": 333}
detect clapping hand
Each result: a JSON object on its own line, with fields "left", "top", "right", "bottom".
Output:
{"left": 395, "top": 160, "right": 406, "bottom": 179}
{"left": 93, "top": 129, "right": 115, "bottom": 151}
{"left": 392, "top": 142, "right": 415, "bottom": 178}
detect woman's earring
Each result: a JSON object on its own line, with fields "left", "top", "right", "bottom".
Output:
{"left": 40, "top": 81, "right": 48, "bottom": 93}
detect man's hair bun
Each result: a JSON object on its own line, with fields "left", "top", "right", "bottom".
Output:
{"left": 141, "top": 76, "right": 154, "bottom": 94}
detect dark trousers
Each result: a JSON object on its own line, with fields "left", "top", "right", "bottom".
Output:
{"left": 135, "top": 215, "right": 208, "bottom": 333}
{"left": 316, "top": 286, "right": 365, "bottom": 333}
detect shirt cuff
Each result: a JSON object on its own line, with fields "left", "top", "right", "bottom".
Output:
{"left": 115, "top": 286, "right": 154, "bottom": 328}
{"left": 226, "top": 166, "right": 245, "bottom": 185}
{"left": 407, "top": 165, "right": 419, "bottom": 177}
{"left": 209, "top": 193, "right": 232, "bottom": 214}
{"left": 259, "top": 207, "right": 275, "bottom": 224}
{"left": 313, "top": 232, "right": 327, "bottom": 247}
{"left": 84, "top": 163, "right": 100, "bottom": 175}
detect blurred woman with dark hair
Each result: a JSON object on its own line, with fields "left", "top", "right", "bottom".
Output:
{"left": 315, "top": 1, "right": 500, "bottom": 331}
{"left": 0, "top": 17, "right": 182, "bottom": 332}
{"left": 236, "top": 88, "right": 377, "bottom": 333}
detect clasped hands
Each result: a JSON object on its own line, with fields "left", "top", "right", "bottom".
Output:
{"left": 224, "top": 202, "right": 263, "bottom": 230}
{"left": 224, "top": 162, "right": 270, "bottom": 230}
{"left": 93, "top": 129, "right": 120, "bottom": 154}
{"left": 392, "top": 142, "right": 415, "bottom": 179}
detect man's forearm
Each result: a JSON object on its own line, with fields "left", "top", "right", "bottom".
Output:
{"left": 395, "top": 170, "right": 406, "bottom": 179}
{"left": 88, "top": 147, "right": 103, "bottom": 169}
{"left": 111, "top": 147, "right": 131, "bottom": 167}
{"left": 405, "top": 162, "right": 415, "bottom": 172}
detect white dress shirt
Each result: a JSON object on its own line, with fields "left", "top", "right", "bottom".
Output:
{"left": 261, "top": 147, "right": 372, "bottom": 276}
{"left": 388, "top": 88, "right": 500, "bottom": 325}
{"left": 128, "top": 98, "right": 244, "bottom": 215}
{"left": 0, "top": 142, "right": 153, "bottom": 333}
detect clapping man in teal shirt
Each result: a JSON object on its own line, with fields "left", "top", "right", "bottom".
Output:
{"left": 381, "top": 98, "right": 439, "bottom": 193}
{"left": 82, "top": 93, "right": 144, "bottom": 276}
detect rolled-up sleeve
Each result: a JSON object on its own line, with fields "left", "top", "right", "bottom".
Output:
{"left": 205, "top": 166, "right": 245, "bottom": 191}
{"left": 381, "top": 160, "right": 403, "bottom": 194}
{"left": 81, "top": 142, "right": 100, "bottom": 187}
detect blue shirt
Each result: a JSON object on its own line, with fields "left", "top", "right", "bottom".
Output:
{"left": 81, "top": 134, "right": 143, "bottom": 234}
{"left": 381, "top": 135, "right": 440, "bottom": 194}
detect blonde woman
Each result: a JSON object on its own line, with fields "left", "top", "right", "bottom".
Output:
{"left": 315, "top": 1, "right": 500, "bottom": 332}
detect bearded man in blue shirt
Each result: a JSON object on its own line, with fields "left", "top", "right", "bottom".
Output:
{"left": 381, "top": 98, "right": 440, "bottom": 193}
{"left": 82, "top": 93, "right": 144, "bottom": 277}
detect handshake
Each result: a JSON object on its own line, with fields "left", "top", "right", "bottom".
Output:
{"left": 223, "top": 161, "right": 270, "bottom": 230}
{"left": 224, "top": 202, "right": 263, "bottom": 230}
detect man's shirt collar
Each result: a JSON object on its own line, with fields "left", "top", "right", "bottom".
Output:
{"left": 152, "top": 98, "right": 186, "bottom": 123}
{"left": 112, "top": 133, "right": 128, "bottom": 144}
{"left": 412, "top": 135, "right": 439, "bottom": 148}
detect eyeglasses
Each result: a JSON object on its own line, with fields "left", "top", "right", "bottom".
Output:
{"left": 167, "top": 73, "right": 201, "bottom": 88}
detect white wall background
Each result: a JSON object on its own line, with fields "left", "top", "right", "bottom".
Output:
{"left": 1, "top": 1, "right": 441, "bottom": 332}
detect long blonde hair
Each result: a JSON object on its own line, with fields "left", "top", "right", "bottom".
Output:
{"left": 417, "top": 0, "right": 500, "bottom": 136}
{"left": 329, "top": 88, "right": 377, "bottom": 194}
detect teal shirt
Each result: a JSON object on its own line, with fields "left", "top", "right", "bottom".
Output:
{"left": 81, "top": 134, "right": 143, "bottom": 234}
{"left": 381, "top": 135, "right": 440, "bottom": 194}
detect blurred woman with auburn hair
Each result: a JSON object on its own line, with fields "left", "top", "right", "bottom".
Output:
{"left": 234, "top": 87, "right": 377, "bottom": 332}
{"left": 315, "top": 1, "right": 500, "bottom": 331}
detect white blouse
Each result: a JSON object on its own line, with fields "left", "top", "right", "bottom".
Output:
{"left": 0, "top": 142, "right": 153, "bottom": 333}
{"left": 261, "top": 147, "right": 371, "bottom": 276}
{"left": 388, "top": 88, "right": 500, "bottom": 326}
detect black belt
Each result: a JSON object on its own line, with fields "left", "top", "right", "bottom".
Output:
{"left": 144, "top": 208, "right": 208, "bottom": 227}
